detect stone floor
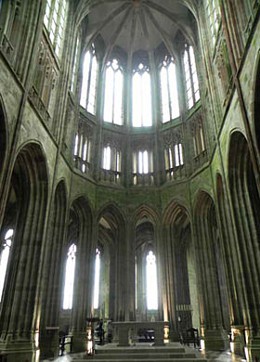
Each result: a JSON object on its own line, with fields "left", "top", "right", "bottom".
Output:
{"left": 42, "top": 342, "right": 247, "bottom": 362}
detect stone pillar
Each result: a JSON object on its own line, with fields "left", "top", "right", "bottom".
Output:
{"left": 202, "top": 328, "right": 229, "bottom": 351}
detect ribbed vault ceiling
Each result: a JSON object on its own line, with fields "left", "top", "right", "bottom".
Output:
{"left": 76, "top": 0, "right": 196, "bottom": 56}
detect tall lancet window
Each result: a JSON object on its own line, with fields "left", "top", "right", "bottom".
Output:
{"left": 0, "top": 229, "right": 13, "bottom": 302}
{"left": 44, "top": 0, "right": 68, "bottom": 57}
{"left": 70, "top": 35, "right": 80, "bottom": 93}
{"left": 160, "top": 56, "right": 180, "bottom": 122}
{"left": 80, "top": 45, "right": 98, "bottom": 114}
{"left": 183, "top": 44, "right": 200, "bottom": 109}
{"left": 104, "top": 59, "right": 124, "bottom": 125}
{"left": 63, "top": 243, "right": 77, "bottom": 309}
{"left": 103, "top": 145, "right": 111, "bottom": 170}
{"left": 205, "top": 0, "right": 220, "bottom": 45}
{"left": 146, "top": 250, "right": 158, "bottom": 310}
{"left": 132, "top": 63, "right": 152, "bottom": 127}
{"left": 93, "top": 248, "right": 101, "bottom": 309}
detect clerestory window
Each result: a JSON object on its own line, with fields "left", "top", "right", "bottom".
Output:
{"left": 160, "top": 56, "right": 180, "bottom": 123}
{"left": 193, "top": 123, "right": 206, "bottom": 157}
{"left": 132, "top": 63, "right": 152, "bottom": 127}
{"left": 63, "top": 243, "right": 76, "bottom": 310}
{"left": 104, "top": 59, "right": 124, "bottom": 125}
{"left": 70, "top": 35, "right": 80, "bottom": 93}
{"left": 205, "top": 0, "right": 220, "bottom": 46}
{"left": 74, "top": 132, "right": 91, "bottom": 173}
{"left": 183, "top": 44, "right": 200, "bottom": 109}
{"left": 133, "top": 150, "right": 153, "bottom": 185}
{"left": 80, "top": 45, "right": 98, "bottom": 114}
{"left": 44, "top": 0, "right": 68, "bottom": 58}
{"left": 0, "top": 229, "right": 13, "bottom": 302}
{"left": 102, "top": 145, "right": 121, "bottom": 173}
{"left": 165, "top": 143, "right": 184, "bottom": 171}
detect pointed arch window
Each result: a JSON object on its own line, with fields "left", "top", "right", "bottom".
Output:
{"left": 63, "top": 243, "right": 77, "bottom": 310}
{"left": 103, "top": 145, "right": 111, "bottom": 170}
{"left": 104, "top": 59, "right": 124, "bottom": 125}
{"left": 73, "top": 130, "right": 92, "bottom": 173}
{"left": 138, "top": 150, "right": 149, "bottom": 174}
{"left": 70, "top": 35, "right": 80, "bottom": 93}
{"left": 132, "top": 63, "right": 152, "bottom": 127}
{"left": 0, "top": 229, "right": 13, "bottom": 302}
{"left": 102, "top": 144, "right": 121, "bottom": 183}
{"left": 80, "top": 45, "right": 98, "bottom": 114}
{"left": 165, "top": 143, "right": 184, "bottom": 170}
{"left": 183, "top": 44, "right": 200, "bottom": 109}
{"left": 205, "top": 0, "right": 220, "bottom": 45}
{"left": 93, "top": 248, "right": 101, "bottom": 309}
{"left": 43, "top": 0, "right": 68, "bottom": 57}
{"left": 132, "top": 149, "right": 153, "bottom": 185}
{"left": 160, "top": 56, "right": 180, "bottom": 122}
{"left": 146, "top": 250, "right": 158, "bottom": 310}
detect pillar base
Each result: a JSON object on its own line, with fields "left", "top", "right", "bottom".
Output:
{"left": 202, "top": 328, "right": 229, "bottom": 351}
{"left": 72, "top": 331, "right": 87, "bottom": 352}
{"left": 247, "top": 334, "right": 260, "bottom": 361}
{"left": 0, "top": 337, "right": 38, "bottom": 362}
{"left": 39, "top": 328, "right": 59, "bottom": 359}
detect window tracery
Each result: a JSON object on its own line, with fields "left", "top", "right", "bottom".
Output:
{"left": 132, "top": 148, "right": 153, "bottom": 185}
{"left": 70, "top": 35, "right": 80, "bottom": 93}
{"left": 44, "top": 0, "right": 68, "bottom": 58}
{"left": 80, "top": 44, "right": 98, "bottom": 114}
{"left": 183, "top": 44, "right": 200, "bottom": 109}
{"left": 132, "top": 63, "right": 152, "bottom": 127}
{"left": 191, "top": 118, "right": 206, "bottom": 157}
{"left": 163, "top": 130, "right": 184, "bottom": 181}
{"left": 104, "top": 59, "right": 124, "bottom": 125}
{"left": 205, "top": 0, "right": 221, "bottom": 46}
{"left": 101, "top": 139, "right": 121, "bottom": 183}
{"left": 159, "top": 56, "right": 180, "bottom": 123}
{"left": 74, "top": 122, "right": 92, "bottom": 174}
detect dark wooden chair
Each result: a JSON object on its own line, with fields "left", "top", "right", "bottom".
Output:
{"left": 182, "top": 328, "right": 200, "bottom": 348}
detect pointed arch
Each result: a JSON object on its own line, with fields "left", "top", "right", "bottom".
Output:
{"left": 163, "top": 199, "right": 190, "bottom": 227}
{"left": 162, "top": 199, "right": 198, "bottom": 331}
{"left": 0, "top": 142, "right": 48, "bottom": 347}
{"left": 96, "top": 203, "right": 126, "bottom": 321}
{"left": 194, "top": 190, "right": 230, "bottom": 348}
{"left": 253, "top": 56, "right": 260, "bottom": 154}
{"left": 132, "top": 204, "right": 160, "bottom": 227}
{"left": 40, "top": 180, "right": 68, "bottom": 352}
{"left": 0, "top": 97, "right": 7, "bottom": 174}
{"left": 228, "top": 131, "right": 260, "bottom": 329}
{"left": 216, "top": 173, "right": 244, "bottom": 329}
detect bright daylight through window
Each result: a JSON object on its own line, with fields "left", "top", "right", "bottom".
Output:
{"left": 93, "top": 248, "right": 100, "bottom": 309}
{"left": 132, "top": 64, "right": 152, "bottom": 127}
{"left": 146, "top": 250, "right": 158, "bottom": 310}
{"left": 104, "top": 59, "right": 123, "bottom": 125}
{"left": 80, "top": 45, "right": 98, "bottom": 114}
{"left": 0, "top": 229, "right": 13, "bottom": 302}
{"left": 63, "top": 243, "right": 77, "bottom": 309}
{"left": 160, "top": 57, "right": 180, "bottom": 122}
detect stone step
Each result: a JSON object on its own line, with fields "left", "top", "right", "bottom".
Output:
{"left": 95, "top": 347, "right": 187, "bottom": 354}
{"left": 71, "top": 348, "right": 207, "bottom": 362}
{"left": 90, "top": 353, "right": 197, "bottom": 359}
{"left": 73, "top": 355, "right": 207, "bottom": 362}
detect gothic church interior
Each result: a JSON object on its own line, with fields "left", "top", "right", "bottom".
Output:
{"left": 0, "top": 0, "right": 260, "bottom": 361}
